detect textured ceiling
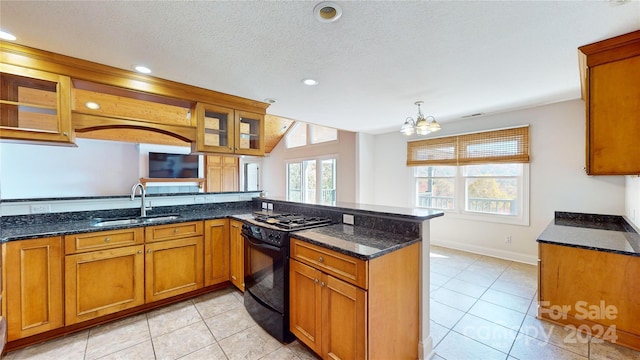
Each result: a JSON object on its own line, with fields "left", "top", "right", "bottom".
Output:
{"left": 1, "top": 1, "right": 639, "bottom": 134}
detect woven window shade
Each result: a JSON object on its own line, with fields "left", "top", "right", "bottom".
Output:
{"left": 407, "top": 126, "right": 529, "bottom": 166}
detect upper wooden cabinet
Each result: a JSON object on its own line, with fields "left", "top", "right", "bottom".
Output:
{"left": 579, "top": 30, "right": 640, "bottom": 175}
{"left": 0, "top": 64, "right": 73, "bottom": 144}
{"left": 192, "top": 102, "right": 265, "bottom": 156}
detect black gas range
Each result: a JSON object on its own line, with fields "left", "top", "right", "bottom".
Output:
{"left": 242, "top": 211, "right": 333, "bottom": 343}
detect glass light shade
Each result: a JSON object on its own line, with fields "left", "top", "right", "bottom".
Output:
{"left": 428, "top": 117, "right": 441, "bottom": 132}
{"left": 400, "top": 120, "right": 415, "bottom": 136}
{"left": 415, "top": 117, "right": 430, "bottom": 135}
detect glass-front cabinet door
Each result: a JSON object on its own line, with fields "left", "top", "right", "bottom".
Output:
{"left": 0, "top": 64, "right": 73, "bottom": 143}
{"left": 192, "top": 102, "right": 235, "bottom": 153}
{"left": 235, "top": 110, "right": 264, "bottom": 156}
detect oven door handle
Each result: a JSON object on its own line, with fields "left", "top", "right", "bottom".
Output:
{"left": 243, "top": 235, "right": 282, "bottom": 252}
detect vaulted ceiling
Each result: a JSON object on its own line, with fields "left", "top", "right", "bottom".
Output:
{"left": 1, "top": 1, "right": 639, "bottom": 134}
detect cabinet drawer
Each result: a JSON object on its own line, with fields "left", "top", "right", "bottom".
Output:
{"left": 290, "top": 238, "right": 368, "bottom": 289}
{"left": 65, "top": 228, "right": 144, "bottom": 254}
{"left": 145, "top": 221, "right": 203, "bottom": 242}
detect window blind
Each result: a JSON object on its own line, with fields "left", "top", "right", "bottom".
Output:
{"left": 407, "top": 126, "right": 529, "bottom": 166}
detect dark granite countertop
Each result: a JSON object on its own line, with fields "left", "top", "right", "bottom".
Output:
{"left": 537, "top": 212, "right": 640, "bottom": 256}
{"left": 290, "top": 224, "right": 421, "bottom": 260}
{"left": 1, "top": 208, "right": 254, "bottom": 242}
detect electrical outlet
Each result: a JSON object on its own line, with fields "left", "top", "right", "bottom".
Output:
{"left": 504, "top": 235, "right": 512, "bottom": 244}
{"left": 267, "top": 203, "right": 274, "bottom": 210}
{"left": 30, "top": 204, "right": 51, "bottom": 214}
{"left": 343, "top": 214, "right": 354, "bottom": 225}
{"left": 262, "top": 202, "right": 268, "bottom": 210}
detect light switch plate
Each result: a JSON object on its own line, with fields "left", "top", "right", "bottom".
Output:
{"left": 343, "top": 214, "right": 354, "bottom": 225}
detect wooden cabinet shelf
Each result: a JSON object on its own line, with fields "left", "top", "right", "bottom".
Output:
{"left": 139, "top": 177, "right": 205, "bottom": 189}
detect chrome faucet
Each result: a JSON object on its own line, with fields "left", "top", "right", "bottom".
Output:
{"left": 131, "top": 182, "right": 151, "bottom": 217}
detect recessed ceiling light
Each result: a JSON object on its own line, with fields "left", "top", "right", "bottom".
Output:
{"left": 264, "top": 98, "right": 278, "bottom": 104}
{"left": 133, "top": 65, "right": 152, "bottom": 74}
{"left": 0, "top": 30, "right": 17, "bottom": 41}
{"left": 85, "top": 101, "right": 100, "bottom": 110}
{"left": 314, "top": 2, "right": 342, "bottom": 23}
{"left": 302, "top": 78, "right": 319, "bottom": 86}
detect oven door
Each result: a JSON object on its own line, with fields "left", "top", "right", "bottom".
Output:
{"left": 243, "top": 234, "right": 285, "bottom": 314}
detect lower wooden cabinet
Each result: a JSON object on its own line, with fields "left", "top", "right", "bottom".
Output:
{"left": 290, "top": 259, "right": 366, "bottom": 359}
{"left": 204, "top": 219, "right": 230, "bottom": 286}
{"left": 145, "top": 236, "right": 204, "bottom": 302}
{"left": 65, "top": 245, "right": 145, "bottom": 325}
{"left": 229, "top": 219, "right": 245, "bottom": 291}
{"left": 3, "top": 237, "right": 64, "bottom": 341}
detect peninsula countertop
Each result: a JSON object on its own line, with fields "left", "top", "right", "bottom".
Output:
{"left": 536, "top": 212, "right": 640, "bottom": 256}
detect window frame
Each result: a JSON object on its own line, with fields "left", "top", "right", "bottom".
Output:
{"left": 285, "top": 122, "right": 338, "bottom": 149}
{"left": 286, "top": 155, "right": 338, "bottom": 204}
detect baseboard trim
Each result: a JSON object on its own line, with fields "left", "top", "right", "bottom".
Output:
{"left": 430, "top": 238, "right": 537, "bottom": 265}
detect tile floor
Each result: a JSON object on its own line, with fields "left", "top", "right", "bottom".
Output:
{"left": 4, "top": 245, "right": 640, "bottom": 360}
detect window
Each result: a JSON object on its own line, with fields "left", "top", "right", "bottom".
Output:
{"left": 287, "top": 157, "right": 337, "bottom": 204}
{"left": 409, "top": 126, "right": 529, "bottom": 224}
{"left": 286, "top": 122, "right": 337, "bottom": 148}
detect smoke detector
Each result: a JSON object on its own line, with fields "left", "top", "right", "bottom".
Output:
{"left": 314, "top": 2, "right": 342, "bottom": 23}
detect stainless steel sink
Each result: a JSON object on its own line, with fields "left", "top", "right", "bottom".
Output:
{"left": 91, "top": 214, "right": 182, "bottom": 227}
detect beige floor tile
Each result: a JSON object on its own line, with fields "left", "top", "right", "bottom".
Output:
{"left": 179, "top": 343, "right": 228, "bottom": 360}
{"left": 430, "top": 299, "right": 466, "bottom": 328}
{"left": 147, "top": 300, "right": 203, "bottom": 338}
{"left": 96, "top": 339, "right": 155, "bottom": 360}
{"left": 490, "top": 279, "right": 537, "bottom": 300}
{"left": 193, "top": 288, "right": 243, "bottom": 320}
{"left": 509, "top": 333, "right": 587, "bottom": 360}
{"left": 455, "top": 269, "right": 500, "bottom": 287}
{"left": 217, "top": 325, "right": 282, "bottom": 360}
{"left": 480, "top": 288, "right": 532, "bottom": 314}
{"left": 430, "top": 272, "right": 452, "bottom": 286}
{"left": 468, "top": 300, "right": 526, "bottom": 331}
{"left": 431, "top": 287, "right": 478, "bottom": 312}
{"left": 498, "top": 269, "right": 537, "bottom": 289}
{"left": 85, "top": 313, "right": 150, "bottom": 360}
{"left": 442, "top": 278, "right": 488, "bottom": 298}
{"left": 430, "top": 263, "right": 465, "bottom": 277}
{"left": 259, "top": 346, "right": 299, "bottom": 360}
{"left": 285, "top": 340, "right": 319, "bottom": 360}
{"left": 430, "top": 320, "right": 450, "bottom": 347}
{"left": 231, "top": 289, "right": 244, "bottom": 303}
{"left": 527, "top": 298, "right": 539, "bottom": 317}
{"left": 434, "top": 331, "right": 508, "bottom": 360}
{"left": 4, "top": 330, "right": 89, "bottom": 360}
{"left": 589, "top": 339, "right": 640, "bottom": 360}
{"left": 453, "top": 313, "right": 518, "bottom": 354}
{"left": 519, "top": 315, "right": 589, "bottom": 357}
{"left": 152, "top": 321, "right": 216, "bottom": 360}
{"left": 204, "top": 307, "right": 257, "bottom": 340}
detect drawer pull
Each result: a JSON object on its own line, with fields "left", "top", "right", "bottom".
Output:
{"left": 231, "top": 275, "right": 237, "bottom": 280}
{"left": 318, "top": 256, "right": 324, "bottom": 263}
{"left": 321, "top": 281, "right": 326, "bottom": 287}
{"left": 137, "top": 250, "right": 142, "bottom": 254}
{"left": 314, "top": 278, "right": 319, "bottom": 284}
{"left": 104, "top": 237, "right": 111, "bottom": 243}
{"left": 147, "top": 249, "right": 152, "bottom": 254}
{"left": 173, "top": 229, "right": 179, "bottom": 234}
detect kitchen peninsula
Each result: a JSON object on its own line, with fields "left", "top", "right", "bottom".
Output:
{"left": 537, "top": 212, "right": 640, "bottom": 351}
{"left": 0, "top": 194, "right": 443, "bottom": 359}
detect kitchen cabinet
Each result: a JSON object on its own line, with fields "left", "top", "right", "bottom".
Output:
{"left": 64, "top": 228, "right": 145, "bottom": 325}
{"left": 205, "top": 155, "right": 239, "bottom": 192}
{"left": 290, "top": 259, "right": 366, "bottom": 359}
{"left": 145, "top": 222, "right": 204, "bottom": 302}
{"left": 579, "top": 30, "right": 640, "bottom": 175}
{"left": 2, "top": 236, "right": 64, "bottom": 341}
{"left": 192, "top": 102, "right": 265, "bottom": 156}
{"left": 538, "top": 243, "right": 640, "bottom": 350}
{"left": 0, "top": 63, "right": 73, "bottom": 144}
{"left": 289, "top": 238, "right": 420, "bottom": 360}
{"left": 204, "top": 219, "right": 230, "bottom": 286}
{"left": 229, "top": 219, "right": 245, "bottom": 291}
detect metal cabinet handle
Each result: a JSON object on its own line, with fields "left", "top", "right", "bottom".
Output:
{"left": 231, "top": 275, "right": 237, "bottom": 280}
{"left": 314, "top": 278, "right": 319, "bottom": 284}
{"left": 318, "top": 256, "right": 324, "bottom": 263}
{"left": 105, "top": 237, "right": 111, "bottom": 243}
{"left": 147, "top": 249, "right": 152, "bottom": 253}
{"left": 173, "top": 229, "right": 179, "bottom": 234}
{"left": 137, "top": 250, "right": 142, "bottom": 254}
{"left": 321, "top": 282, "right": 326, "bottom": 287}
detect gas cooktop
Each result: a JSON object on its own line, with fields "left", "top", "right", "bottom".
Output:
{"left": 252, "top": 212, "right": 333, "bottom": 230}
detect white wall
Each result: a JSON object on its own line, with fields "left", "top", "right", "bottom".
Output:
{"left": 261, "top": 130, "right": 357, "bottom": 202}
{"left": 369, "top": 99, "right": 626, "bottom": 263}
{"left": 0, "top": 138, "right": 139, "bottom": 199}
{"left": 625, "top": 176, "right": 640, "bottom": 228}
{"left": 355, "top": 133, "right": 375, "bottom": 204}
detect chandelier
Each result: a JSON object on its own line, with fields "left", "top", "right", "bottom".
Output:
{"left": 400, "top": 101, "right": 441, "bottom": 136}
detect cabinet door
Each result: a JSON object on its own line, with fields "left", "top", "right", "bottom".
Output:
{"left": 289, "top": 259, "right": 322, "bottom": 354}
{"left": 0, "top": 64, "right": 73, "bottom": 143}
{"left": 234, "top": 110, "right": 264, "bottom": 156}
{"left": 3, "top": 237, "right": 63, "bottom": 341}
{"left": 65, "top": 245, "right": 145, "bottom": 325}
{"left": 145, "top": 236, "right": 204, "bottom": 302}
{"left": 229, "top": 220, "right": 245, "bottom": 291}
{"left": 192, "top": 102, "right": 235, "bottom": 153}
{"left": 205, "top": 155, "right": 239, "bottom": 192}
{"left": 204, "top": 219, "right": 230, "bottom": 286}
{"left": 322, "top": 274, "right": 367, "bottom": 360}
